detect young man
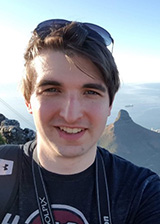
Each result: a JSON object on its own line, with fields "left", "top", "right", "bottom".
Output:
{"left": 0, "top": 19, "right": 160, "bottom": 223}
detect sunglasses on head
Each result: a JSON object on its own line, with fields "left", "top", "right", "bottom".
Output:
{"left": 34, "top": 19, "right": 114, "bottom": 52}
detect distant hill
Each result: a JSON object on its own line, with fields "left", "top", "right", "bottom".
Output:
{"left": 0, "top": 113, "right": 35, "bottom": 144}
{"left": 99, "top": 110, "right": 160, "bottom": 175}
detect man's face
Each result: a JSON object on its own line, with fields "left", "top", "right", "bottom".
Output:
{"left": 26, "top": 50, "right": 112, "bottom": 160}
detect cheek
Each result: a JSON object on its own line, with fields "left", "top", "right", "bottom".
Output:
{"left": 88, "top": 101, "right": 110, "bottom": 121}
{"left": 30, "top": 97, "right": 49, "bottom": 119}
{"left": 31, "top": 97, "right": 62, "bottom": 121}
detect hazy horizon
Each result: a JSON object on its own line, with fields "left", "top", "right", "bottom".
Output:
{"left": 0, "top": 82, "right": 160, "bottom": 131}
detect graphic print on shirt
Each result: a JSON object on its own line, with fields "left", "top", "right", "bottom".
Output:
{"left": 24, "top": 204, "right": 89, "bottom": 224}
{"left": 0, "top": 159, "right": 14, "bottom": 175}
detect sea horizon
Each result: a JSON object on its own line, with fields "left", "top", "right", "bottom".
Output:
{"left": 0, "top": 82, "right": 160, "bottom": 131}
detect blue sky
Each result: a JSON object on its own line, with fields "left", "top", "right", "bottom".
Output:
{"left": 0, "top": 0, "right": 160, "bottom": 84}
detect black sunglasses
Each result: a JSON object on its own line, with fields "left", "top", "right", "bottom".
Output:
{"left": 34, "top": 19, "right": 114, "bottom": 52}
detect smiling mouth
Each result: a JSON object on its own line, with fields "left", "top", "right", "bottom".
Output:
{"left": 59, "top": 127, "right": 84, "bottom": 134}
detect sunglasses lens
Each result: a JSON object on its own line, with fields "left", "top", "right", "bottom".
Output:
{"left": 35, "top": 19, "right": 70, "bottom": 39}
{"left": 84, "top": 23, "right": 113, "bottom": 46}
{"left": 35, "top": 19, "right": 113, "bottom": 48}
{"left": 36, "top": 19, "right": 69, "bottom": 31}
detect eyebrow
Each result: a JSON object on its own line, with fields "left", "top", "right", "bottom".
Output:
{"left": 36, "top": 80, "right": 61, "bottom": 88}
{"left": 83, "top": 83, "right": 106, "bottom": 92}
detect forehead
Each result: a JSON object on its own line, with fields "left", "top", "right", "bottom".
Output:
{"left": 32, "top": 50, "right": 104, "bottom": 84}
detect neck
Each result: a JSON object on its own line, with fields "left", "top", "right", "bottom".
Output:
{"left": 36, "top": 143, "right": 97, "bottom": 175}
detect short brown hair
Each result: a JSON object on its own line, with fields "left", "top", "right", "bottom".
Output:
{"left": 22, "top": 21, "right": 120, "bottom": 105}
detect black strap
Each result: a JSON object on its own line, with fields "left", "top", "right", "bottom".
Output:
{"left": 32, "top": 147, "right": 112, "bottom": 224}
{"left": 32, "top": 148, "right": 55, "bottom": 224}
{"left": 96, "top": 150, "right": 112, "bottom": 224}
{"left": 0, "top": 144, "right": 22, "bottom": 221}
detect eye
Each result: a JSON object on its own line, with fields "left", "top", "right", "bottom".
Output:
{"left": 37, "top": 87, "right": 61, "bottom": 96}
{"left": 84, "top": 90, "right": 100, "bottom": 95}
{"left": 44, "top": 87, "right": 60, "bottom": 93}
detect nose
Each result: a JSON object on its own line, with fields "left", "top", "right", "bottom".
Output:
{"left": 59, "top": 94, "right": 83, "bottom": 123}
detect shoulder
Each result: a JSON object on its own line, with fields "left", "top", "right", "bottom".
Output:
{"left": 0, "top": 140, "right": 36, "bottom": 165}
{"left": 0, "top": 143, "right": 22, "bottom": 161}
{"left": 98, "top": 147, "right": 160, "bottom": 222}
{"left": 98, "top": 146, "right": 160, "bottom": 187}
{"left": 0, "top": 143, "right": 21, "bottom": 151}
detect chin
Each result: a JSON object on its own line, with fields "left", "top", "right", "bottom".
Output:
{"left": 55, "top": 146, "right": 85, "bottom": 158}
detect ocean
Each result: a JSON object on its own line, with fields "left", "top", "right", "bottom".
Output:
{"left": 108, "top": 83, "right": 160, "bottom": 130}
{"left": 0, "top": 83, "right": 160, "bottom": 131}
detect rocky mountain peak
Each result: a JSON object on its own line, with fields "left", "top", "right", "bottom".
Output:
{"left": 115, "top": 109, "right": 133, "bottom": 123}
{"left": 99, "top": 110, "right": 160, "bottom": 175}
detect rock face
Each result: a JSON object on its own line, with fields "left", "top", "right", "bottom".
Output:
{"left": 99, "top": 109, "right": 160, "bottom": 175}
{"left": 0, "top": 113, "right": 36, "bottom": 144}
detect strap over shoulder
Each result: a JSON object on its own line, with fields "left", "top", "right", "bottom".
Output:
{"left": 0, "top": 144, "right": 23, "bottom": 220}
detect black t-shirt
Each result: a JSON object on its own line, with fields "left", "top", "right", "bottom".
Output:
{"left": 1, "top": 141, "right": 160, "bottom": 223}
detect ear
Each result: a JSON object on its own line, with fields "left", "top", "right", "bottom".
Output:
{"left": 108, "top": 100, "right": 114, "bottom": 116}
{"left": 108, "top": 105, "right": 112, "bottom": 116}
{"left": 25, "top": 100, "right": 33, "bottom": 114}
{"left": 108, "top": 95, "right": 115, "bottom": 116}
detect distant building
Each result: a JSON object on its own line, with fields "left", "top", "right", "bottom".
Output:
{"left": 151, "top": 128, "right": 160, "bottom": 133}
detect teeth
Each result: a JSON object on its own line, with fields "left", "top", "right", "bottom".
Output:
{"left": 59, "top": 127, "right": 83, "bottom": 134}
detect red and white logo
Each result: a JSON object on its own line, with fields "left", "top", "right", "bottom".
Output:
{"left": 25, "top": 204, "right": 89, "bottom": 224}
